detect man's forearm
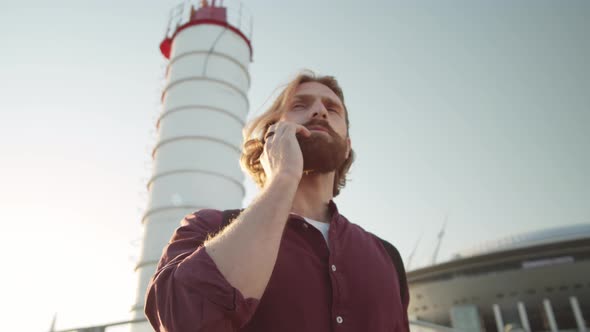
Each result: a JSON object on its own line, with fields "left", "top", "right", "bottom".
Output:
{"left": 204, "top": 175, "right": 299, "bottom": 300}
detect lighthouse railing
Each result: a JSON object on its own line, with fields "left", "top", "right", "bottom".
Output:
{"left": 163, "top": 0, "right": 253, "bottom": 41}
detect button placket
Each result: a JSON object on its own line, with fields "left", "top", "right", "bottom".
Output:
{"left": 328, "top": 224, "right": 343, "bottom": 329}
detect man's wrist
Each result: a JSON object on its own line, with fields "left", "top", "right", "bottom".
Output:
{"left": 267, "top": 173, "right": 300, "bottom": 191}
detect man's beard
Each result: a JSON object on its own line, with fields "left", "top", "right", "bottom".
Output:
{"left": 296, "top": 119, "right": 348, "bottom": 174}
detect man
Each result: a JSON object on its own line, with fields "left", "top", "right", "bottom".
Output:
{"left": 145, "top": 71, "right": 410, "bottom": 331}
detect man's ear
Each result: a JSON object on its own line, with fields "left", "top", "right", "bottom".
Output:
{"left": 346, "top": 137, "right": 351, "bottom": 159}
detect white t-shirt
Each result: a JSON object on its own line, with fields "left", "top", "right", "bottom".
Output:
{"left": 292, "top": 214, "right": 330, "bottom": 246}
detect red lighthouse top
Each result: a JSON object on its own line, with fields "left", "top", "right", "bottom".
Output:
{"left": 160, "top": 0, "right": 253, "bottom": 60}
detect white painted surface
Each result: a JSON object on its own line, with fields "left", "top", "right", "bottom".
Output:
{"left": 543, "top": 299, "right": 559, "bottom": 332}
{"left": 172, "top": 24, "right": 250, "bottom": 67}
{"left": 570, "top": 296, "right": 587, "bottom": 332}
{"left": 492, "top": 304, "right": 504, "bottom": 332}
{"left": 517, "top": 301, "right": 531, "bottom": 332}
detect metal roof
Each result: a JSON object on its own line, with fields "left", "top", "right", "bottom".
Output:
{"left": 453, "top": 223, "right": 590, "bottom": 259}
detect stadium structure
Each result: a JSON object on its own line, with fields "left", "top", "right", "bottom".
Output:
{"left": 408, "top": 224, "right": 590, "bottom": 332}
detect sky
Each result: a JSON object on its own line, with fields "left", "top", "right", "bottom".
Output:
{"left": 1, "top": 1, "right": 589, "bottom": 331}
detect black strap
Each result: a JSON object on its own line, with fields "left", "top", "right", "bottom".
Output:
{"left": 219, "top": 209, "right": 408, "bottom": 306}
{"left": 375, "top": 236, "right": 409, "bottom": 307}
{"left": 220, "top": 209, "right": 244, "bottom": 230}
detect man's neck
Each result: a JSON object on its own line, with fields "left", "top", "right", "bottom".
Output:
{"left": 291, "top": 172, "right": 334, "bottom": 223}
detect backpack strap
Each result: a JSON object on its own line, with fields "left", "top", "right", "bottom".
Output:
{"left": 376, "top": 236, "right": 409, "bottom": 308}
{"left": 219, "top": 209, "right": 408, "bottom": 307}
{"left": 220, "top": 209, "right": 244, "bottom": 230}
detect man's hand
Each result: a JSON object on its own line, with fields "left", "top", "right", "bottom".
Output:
{"left": 201, "top": 121, "right": 310, "bottom": 301}
{"left": 260, "top": 121, "right": 312, "bottom": 185}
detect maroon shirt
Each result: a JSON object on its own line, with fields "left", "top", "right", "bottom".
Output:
{"left": 145, "top": 201, "right": 409, "bottom": 331}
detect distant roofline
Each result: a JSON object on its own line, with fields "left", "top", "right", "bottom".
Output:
{"left": 453, "top": 223, "right": 590, "bottom": 259}
{"left": 407, "top": 236, "right": 590, "bottom": 284}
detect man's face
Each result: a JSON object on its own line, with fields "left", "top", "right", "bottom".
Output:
{"left": 280, "top": 81, "right": 351, "bottom": 173}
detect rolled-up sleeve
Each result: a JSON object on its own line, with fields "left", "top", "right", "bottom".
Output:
{"left": 144, "top": 209, "right": 260, "bottom": 332}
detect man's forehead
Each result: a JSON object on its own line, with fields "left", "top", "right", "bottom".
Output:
{"left": 293, "top": 82, "right": 343, "bottom": 105}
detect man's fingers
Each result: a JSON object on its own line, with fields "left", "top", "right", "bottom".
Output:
{"left": 265, "top": 121, "right": 310, "bottom": 143}
{"left": 295, "top": 124, "right": 312, "bottom": 137}
{"left": 264, "top": 122, "right": 279, "bottom": 142}
{"left": 264, "top": 130, "right": 275, "bottom": 140}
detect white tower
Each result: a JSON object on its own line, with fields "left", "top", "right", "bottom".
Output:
{"left": 130, "top": 1, "right": 252, "bottom": 331}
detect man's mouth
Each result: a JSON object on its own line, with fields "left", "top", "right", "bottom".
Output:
{"left": 308, "top": 126, "right": 329, "bottom": 133}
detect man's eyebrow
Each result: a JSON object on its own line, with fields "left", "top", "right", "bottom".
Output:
{"left": 293, "top": 94, "right": 343, "bottom": 110}
{"left": 292, "top": 94, "right": 314, "bottom": 103}
{"left": 322, "top": 97, "right": 343, "bottom": 110}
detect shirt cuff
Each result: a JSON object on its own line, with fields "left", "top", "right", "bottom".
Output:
{"left": 174, "top": 244, "right": 259, "bottom": 313}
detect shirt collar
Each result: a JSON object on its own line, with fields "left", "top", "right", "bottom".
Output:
{"left": 328, "top": 199, "right": 341, "bottom": 225}
{"left": 289, "top": 199, "right": 342, "bottom": 225}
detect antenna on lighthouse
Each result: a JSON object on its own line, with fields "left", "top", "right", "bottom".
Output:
{"left": 431, "top": 214, "right": 448, "bottom": 265}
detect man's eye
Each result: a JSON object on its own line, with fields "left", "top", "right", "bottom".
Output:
{"left": 293, "top": 104, "right": 305, "bottom": 110}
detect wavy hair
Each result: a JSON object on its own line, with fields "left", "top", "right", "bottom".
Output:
{"left": 240, "top": 70, "right": 355, "bottom": 197}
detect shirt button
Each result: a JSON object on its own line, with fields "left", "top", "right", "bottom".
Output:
{"left": 336, "top": 316, "right": 343, "bottom": 324}
{"left": 303, "top": 223, "right": 308, "bottom": 228}
{"left": 331, "top": 264, "right": 337, "bottom": 272}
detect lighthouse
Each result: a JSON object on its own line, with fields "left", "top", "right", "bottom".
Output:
{"left": 130, "top": 1, "right": 253, "bottom": 331}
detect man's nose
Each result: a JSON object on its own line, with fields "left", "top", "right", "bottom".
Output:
{"left": 311, "top": 101, "right": 328, "bottom": 119}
